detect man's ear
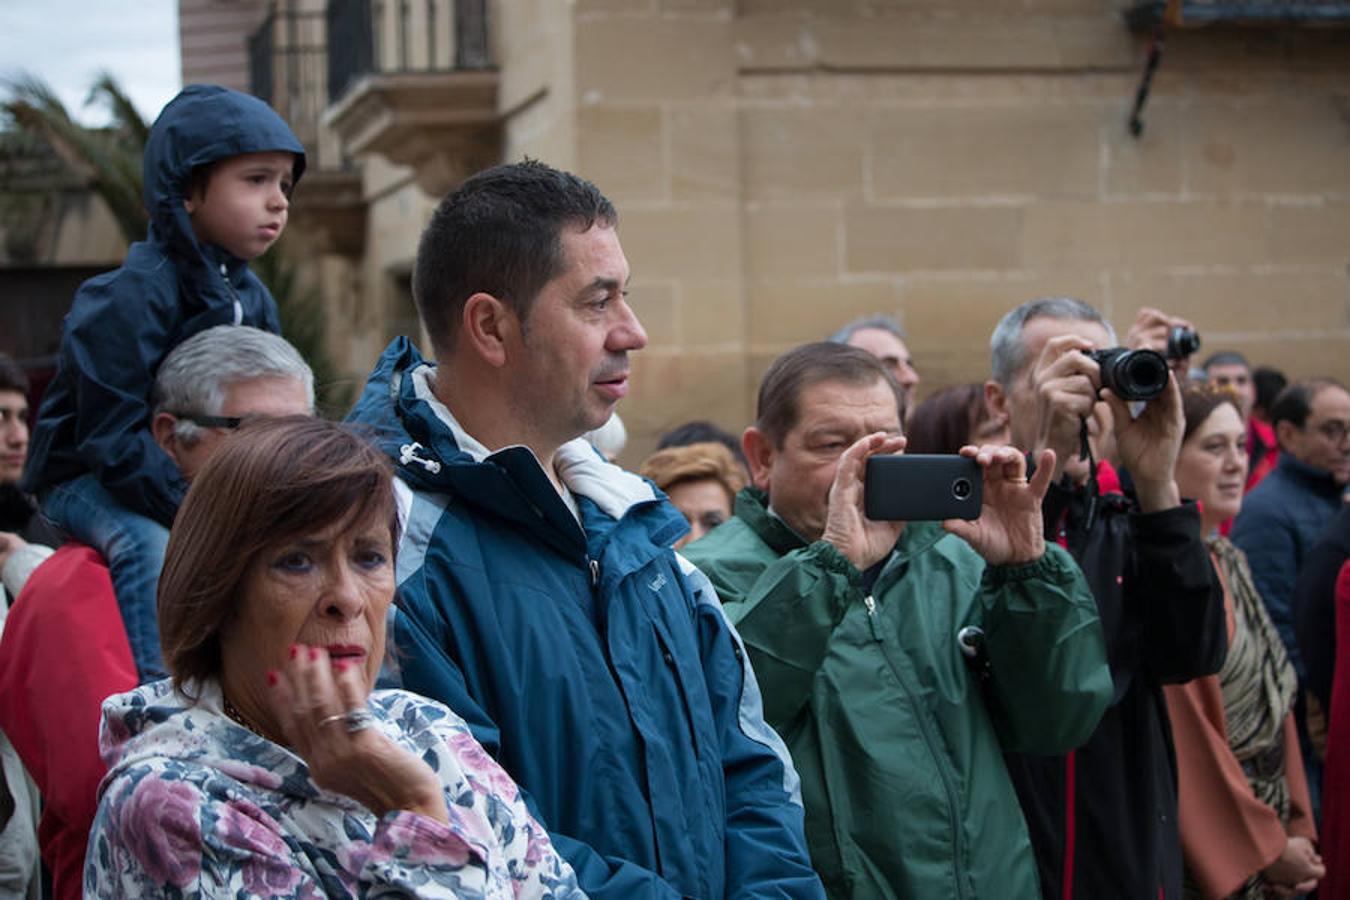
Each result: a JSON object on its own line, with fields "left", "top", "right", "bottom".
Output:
{"left": 741, "top": 427, "right": 776, "bottom": 493}
{"left": 1275, "top": 419, "right": 1298, "bottom": 454}
{"left": 460, "top": 292, "right": 514, "bottom": 368}
{"left": 984, "top": 379, "right": 1009, "bottom": 424}
{"left": 151, "top": 413, "right": 182, "bottom": 466}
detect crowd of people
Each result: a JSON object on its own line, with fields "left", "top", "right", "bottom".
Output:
{"left": 0, "top": 83, "right": 1347, "bottom": 900}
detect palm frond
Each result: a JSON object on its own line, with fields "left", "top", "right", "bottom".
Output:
{"left": 2, "top": 73, "right": 72, "bottom": 122}
{"left": 4, "top": 71, "right": 148, "bottom": 240}
{"left": 86, "top": 70, "right": 150, "bottom": 148}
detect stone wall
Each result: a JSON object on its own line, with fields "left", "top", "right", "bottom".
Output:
{"left": 565, "top": 0, "right": 1350, "bottom": 464}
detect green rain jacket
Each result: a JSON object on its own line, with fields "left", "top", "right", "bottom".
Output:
{"left": 682, "top": 489, "right": 1112, "bottom": 900}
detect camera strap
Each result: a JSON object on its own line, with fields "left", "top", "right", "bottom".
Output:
{"left": 1078, "top": 416, "right": 1099, "bottom": 532}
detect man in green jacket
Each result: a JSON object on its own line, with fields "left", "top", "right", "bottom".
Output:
{"left": 682, "top": 342, "right": 1112, "bottom": 900}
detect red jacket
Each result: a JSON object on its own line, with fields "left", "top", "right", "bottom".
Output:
{"left": 1323, "top": 559, "right": 1350, "bottom": 899}
{"left": 1247, "top": 419, "right": 1279, "bottom": 493}
{"left": 0, "top": 544, "right": 137, "bottom": 900}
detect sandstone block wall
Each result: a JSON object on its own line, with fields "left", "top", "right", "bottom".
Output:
{"left": 560, "top": 0, "right": 1350, "bottom": 465}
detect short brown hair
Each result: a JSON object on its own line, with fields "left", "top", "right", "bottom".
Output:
{"left": 1181, "top": 384, "right": 1242, "bottom": 444}
{"left": 756, "top": 342, "right": 902, "bottom": 448}
{"left": 1270, "top": 378, "right": 1346, "bottom": 434}
{"left": 0, "top": 353, "right": 29, "bottom": 396}
{"left": 639, "top": 442, "right": 747, "bottom": 503}
{"left": 414, "top": 160, "right": 617, "bottom": 354}
{"left": 158, "top": 417, "right": 397, "bottom": 695}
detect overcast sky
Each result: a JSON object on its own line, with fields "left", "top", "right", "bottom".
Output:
{"left": 2, "top": 0, "right": 181, "bottom": 126}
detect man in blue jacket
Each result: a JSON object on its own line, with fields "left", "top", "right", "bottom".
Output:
{"left": 347, "top": 160, "right": 822, "bottom": 899}
{"left": 1233, "top": 377, "right": 1350, "bottom": 818}
{"left": 1233, "top": 378, "right": 1350, "bottom": 685}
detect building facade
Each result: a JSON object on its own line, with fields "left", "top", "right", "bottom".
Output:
{"left": 180, "top": 0, "right": 1350, "bottom": 460}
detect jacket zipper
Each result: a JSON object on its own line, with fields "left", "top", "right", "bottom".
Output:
{"left": 218, "top": 261, "right": 244, "bottom": 324}
{"left": 589, "top": 552, "right": 670, "bottom": 878}
{"left": 861, "top": 594, "right": 970, "bottom": 900}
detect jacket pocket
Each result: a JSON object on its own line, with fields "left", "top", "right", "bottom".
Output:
{"left": 653, "top": 625, "right": 702, "bottom": 761}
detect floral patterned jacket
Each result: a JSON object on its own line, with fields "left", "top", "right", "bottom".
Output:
{"left": 84, "top": 679, "right": 584, "bottom": 898}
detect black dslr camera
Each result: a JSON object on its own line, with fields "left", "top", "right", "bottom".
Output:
{"left": 1087, "top": 347, "right": 1169, "bottom": 401}
{"left": 1166, "top": 326, "right": 1201, "bottom": 360}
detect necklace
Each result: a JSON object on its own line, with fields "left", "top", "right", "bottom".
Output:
{"left": 221, "top": 694, "right": 263, "bottom": 737}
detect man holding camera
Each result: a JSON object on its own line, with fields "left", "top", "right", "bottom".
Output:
{"left": 682, "top": 341, "right": 1112, "bottom": 899}
{"left": 983, "top": 298, "right": 1226, "bottom": 900}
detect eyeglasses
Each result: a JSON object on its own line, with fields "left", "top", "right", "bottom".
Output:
{"left": 172, "top": 413, "right": 244, "bottom": 430}
{"left": 1312, "top": 420, "right": 1350, "bottom": 443}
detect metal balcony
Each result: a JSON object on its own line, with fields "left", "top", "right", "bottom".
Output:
{"left": 322, "top": 0, "right": 500, "bottom": 196}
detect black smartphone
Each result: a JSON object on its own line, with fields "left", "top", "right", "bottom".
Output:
{"left": 863, "top": 454, "right": 983, "bottom": 521}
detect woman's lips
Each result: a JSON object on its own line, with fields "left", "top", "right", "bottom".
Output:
{"left": 325, "top": 644, "right": 366, "bottom": 661}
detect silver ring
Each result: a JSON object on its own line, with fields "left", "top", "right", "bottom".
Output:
{"left": 318, "top": 713, "right": 346, "bottom": 729}
{"left": 343, "top": 708, "right": 375, "bottom": 733}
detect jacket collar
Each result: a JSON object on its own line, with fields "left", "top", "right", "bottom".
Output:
{"left": 1276, "top": 453, "right": 1345, "bottom": 499}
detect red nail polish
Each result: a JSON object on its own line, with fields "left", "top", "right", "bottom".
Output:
{"left": 334, "top": 660, "right": 350, "bottom": 673}
{"left": 266, "top": 670, "right": 278, "bottom": 686}
{"left": 289, "top": 644, "right": 298, "bottom": 660}
{"left": 308, "top": 646, "right": 320, "bottom": 662}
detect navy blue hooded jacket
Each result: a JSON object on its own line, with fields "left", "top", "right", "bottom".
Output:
{"left": 348, "top": 338, "right": 823, "bottom": 900}
{"left": 23, "top": 85, "right": 305, "bottom": 526}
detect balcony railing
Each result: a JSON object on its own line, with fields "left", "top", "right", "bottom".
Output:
{"left": 327, "top": 0, "right": 491, "bottom": 106}
{"left": 248, "top": 6, "right": 330, "bottom": 153}
{"left": 249, "top": 0, "right": 497, "bottom": 200}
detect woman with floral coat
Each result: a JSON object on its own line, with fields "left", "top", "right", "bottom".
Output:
{"left": 84, "top": 418, "right": 582, "bottom": 898}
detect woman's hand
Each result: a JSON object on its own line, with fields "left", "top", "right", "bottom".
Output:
{"left": 270, "top": 644, "right": 449, "bottom": 824}
{"left": 1263, "top": 835, "right": 1324, "bottom": 896}
{"left": 943, "top": 446, "right": 1054, "bottom": 567}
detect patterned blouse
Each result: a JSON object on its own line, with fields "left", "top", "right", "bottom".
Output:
{"left": 85, "top": 679, "right": 584, "bottom": 898}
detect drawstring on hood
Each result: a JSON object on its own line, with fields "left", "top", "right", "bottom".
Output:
{"left": 399, "top": 442, "right": 443, "bottom": 474}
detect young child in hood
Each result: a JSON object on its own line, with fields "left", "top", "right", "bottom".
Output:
{"left": 22, "top": 84, "right": 305, "bottom": 683}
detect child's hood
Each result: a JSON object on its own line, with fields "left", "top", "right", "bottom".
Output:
{"left": 142, "top": 84, "right": 306, "bottom": 271}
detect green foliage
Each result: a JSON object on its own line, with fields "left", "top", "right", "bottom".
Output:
{"left": 2, "top": 71, "right": 148, "bottom": 242}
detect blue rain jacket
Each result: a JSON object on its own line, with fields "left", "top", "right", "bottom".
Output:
{"left": 348, "top": 338, "right": 823, "bottom": 900}
{"left": 23, "top": 84, "right": 305, "bottom": 527}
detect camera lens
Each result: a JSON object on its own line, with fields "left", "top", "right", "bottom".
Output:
{"left": 1089, "top": 347, "right": 1168, "bottom": 401}
{"left": 952, "top": 478, "right": 972, "bottom": 500}
{"left": 1166, "top": 326, "right": 1201, "bottom": 360}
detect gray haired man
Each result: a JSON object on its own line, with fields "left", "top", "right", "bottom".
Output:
{"left": 6, "top": 325, "right": 313, "bottom": 684}
{"left": 828, "top": 315, "right": 919, "bottom": 407}
{"left": 149, "top": 324, "right": 314, "bottom": 481}
{"left": 983, "top": 296, "right": 1225, "bottom": 900}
